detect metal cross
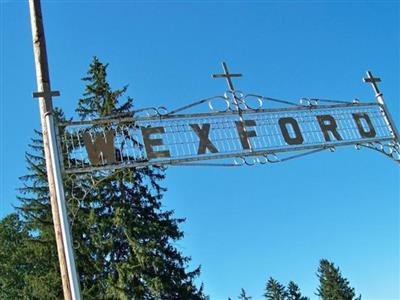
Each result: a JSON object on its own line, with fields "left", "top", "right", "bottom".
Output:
{"left": 32, "top": 83, "right": 60, "bottom": 113}
{"left": 363, "top": 70, "right": 382, "bottom": 97}
{"left": 212, "top": 62, "right": 242, "bottom": 92}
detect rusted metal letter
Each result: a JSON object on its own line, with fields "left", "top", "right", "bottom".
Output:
{"left": 141, "top": 126, "right": 171, "bottom": 160}
{"left": 352, "top": 113, "right": 376, "bottom": 138}
{"left": 235, "top": 120, "right": 257, "bottom": 150}
{"left": 82, "top": 130, "right": 116, "bottom": 165}
{"left": 190, "top": 123, "right": 218, "bottom": 154}
{"left": 278, "top": 117, "right": 304, "bottom": 145}
{"left": 316, "top": 115, "right": 343, "bottom": 142}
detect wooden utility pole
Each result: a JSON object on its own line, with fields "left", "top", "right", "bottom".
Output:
{"left": 28, "top": 0, "right": 81, "bottom": 299}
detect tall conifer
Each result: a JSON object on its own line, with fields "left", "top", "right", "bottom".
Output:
{"left": 238, "top": 288, "right": 252, "bottom": 300}
{"left": 264, "top": 277, "right": 287, "bottom": 300}
{"left": 316, "top": 259, "right": 357, "bottom": 300}
{"left": 286, "top": 281, "right": 309, "bottom": 300}
{"left": 0, "top": 57, "right": 206, "bottom": 299}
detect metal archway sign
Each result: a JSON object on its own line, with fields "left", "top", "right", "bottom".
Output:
{"left": 58, "top": 65, "right": 400, "bottom": 175}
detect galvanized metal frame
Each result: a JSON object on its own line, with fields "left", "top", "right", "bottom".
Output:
{"left": 58, "top": 97, "right": 399, "bottom": 175}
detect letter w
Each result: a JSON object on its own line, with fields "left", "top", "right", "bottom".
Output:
{"left": 82, "top": 130, "right": 117, "bottom": 166}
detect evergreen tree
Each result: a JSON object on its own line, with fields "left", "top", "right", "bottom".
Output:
{"left": 0, "top": 57, "right": 206, "bottom": 299}
{"left": 0, "top": 213, "right": 61, "bottom": 299}
{"left": 264, "top": 277, "right": 287, "bottom": 300}
{"left": 238, "top": 288, "right": 252, "bottom": 300}
{"left": 77, "top": 58, "right": 132, "bottom": 119}
{"left": 0, "top": 127, "right": 66, "bottom": 299}
{"left": 286, "top": 281, "right": 309, "bottom": 300}
{"left": 316, "top": 259, "right": 356, "bottom": 300}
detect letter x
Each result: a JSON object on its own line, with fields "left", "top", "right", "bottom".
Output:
{"left": 190, "top": 124, "right": 218, "bottom": 154}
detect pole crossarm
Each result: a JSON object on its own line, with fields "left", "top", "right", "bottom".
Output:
{"left": 32, "top": 85, "right": 60, "bottom": 114}
{"left": 33, "top": 89, "right": 60, "bottom": 98}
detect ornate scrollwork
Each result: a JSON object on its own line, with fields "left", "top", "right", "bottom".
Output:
{"left": 300, "top": 98, "right": 361, "bottom": 107}
{"left": 233, "top": 153, "right": 281, "bottom": 166}
{"left": 227, "top": 141, "right": 400, "bottom": 167}
{"left": 183, "top": 148, "right": 332, "bottom": 167}
{"left": 131, "top": 106, "right": 169, "bottom": 117}
{"left": 161, "top": 92, "right": 365, "bottom": 116}
{"left": 207, "top": 96, "right": 231, "bottom": 112}
{"left": 231, "top": 147, "right": 341, "bottom": 167}
{"left": 356, "top": 140, "right": 400, "bottom": 163}
{"left": 300, "top": 98, "right": 320, "bottom": 106}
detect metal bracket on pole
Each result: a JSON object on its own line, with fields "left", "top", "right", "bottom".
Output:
{"left": 32, "top": 83, "right": 59, "bottom": 115}
{"left": 32, "top": 90, "right": 60, "bottom": 98}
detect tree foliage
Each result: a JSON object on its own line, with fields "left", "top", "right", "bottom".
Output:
{"left": 0, "top": 213, "right": 62, "bottom": 299}
{"left": 0, "top": 57, "right": 206, "bottom": 299}
{"left": 287, "top": 281, "right": 309, "bottom": 300}
{"left": 0, "top": 57, "right": 364, "bottom": 300}
{"left": 316, "top": 259, "right": 358, "bottom": 300}
{"left": 238, "top": 288, "right": 252, "bottom": 300}
{"left": 262, "top": 278, "right": 308, "bottom": 300}
{"left": 264, "top": 277, "right": 287, "bottom": 300}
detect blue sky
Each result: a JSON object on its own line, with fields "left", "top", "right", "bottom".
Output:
{"left": 1, "top": 1, "right": 399, "bottom": 299}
